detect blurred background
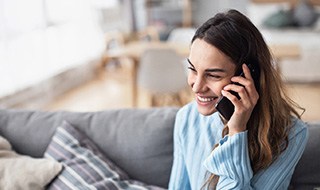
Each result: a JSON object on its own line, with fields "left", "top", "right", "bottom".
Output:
{"left": 0, "top": 0, "right": 319, "bottom": 122}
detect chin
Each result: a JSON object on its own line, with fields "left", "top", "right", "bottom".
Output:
{"left": 197, "top": 105, "right": 217, "bottom": 116}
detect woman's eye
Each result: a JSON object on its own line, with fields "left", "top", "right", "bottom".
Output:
{"left": 207, "top": 74, "right": 222, "bottom": 79}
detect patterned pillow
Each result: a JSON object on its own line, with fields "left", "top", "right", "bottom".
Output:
{"left": 44, "top": 121, "right": 164, "bottom": 190}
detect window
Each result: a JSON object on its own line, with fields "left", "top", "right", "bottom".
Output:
{"left": 0, "top": 0, "right": 110, "bottom": 97}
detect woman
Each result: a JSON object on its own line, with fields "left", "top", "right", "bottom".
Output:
{"left": 168, "top": 9, "right": 308, "bottom": 190}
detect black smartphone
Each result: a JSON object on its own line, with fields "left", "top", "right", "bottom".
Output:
{"left": 215, "top": 63, "right": 256, "bottom": 120}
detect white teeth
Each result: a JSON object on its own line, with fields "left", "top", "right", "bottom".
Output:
{"left": 198, "top": 96, "right": 214, "bottom": 102}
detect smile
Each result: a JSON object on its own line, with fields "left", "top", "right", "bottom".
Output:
{"left": 197, "top": 96, "right": 218, "bottom": 103}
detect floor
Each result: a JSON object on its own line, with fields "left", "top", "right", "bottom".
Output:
{"left": 45, "top": 64, "right": 320, "bottom": 122}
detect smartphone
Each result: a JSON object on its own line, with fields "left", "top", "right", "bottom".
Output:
{"left": 215, "top": 63, "right": 256, "bottom": 120}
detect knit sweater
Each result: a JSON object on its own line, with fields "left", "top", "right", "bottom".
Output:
{"left": 168, "top": 101, "right": 308, "bottom": 190}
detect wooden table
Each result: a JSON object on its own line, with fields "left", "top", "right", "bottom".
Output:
{"left": 103, "top": 41, "right": 300, "bottom": 107}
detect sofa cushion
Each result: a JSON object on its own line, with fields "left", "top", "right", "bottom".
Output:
{"left": 289, "top": 123, "right": 320, "bottom": 189}
{"left": 45, "top": 120, "right": 163, "bottom": 189}
{"left": 0, "top": 136, "right": 62, "bottom": 190}
{"left": 0, "top": 108, "right": 178, "bottom": 188}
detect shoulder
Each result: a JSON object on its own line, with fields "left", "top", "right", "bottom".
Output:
{"left": 288, "top": 117, "right": 309, "bottom": 142}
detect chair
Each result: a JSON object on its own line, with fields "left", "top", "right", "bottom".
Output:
{"left": 167, "top": 27, "right": 196, "bottom": 76}
{"left": 137, "top": 48, "right": 188, "bottom": 106}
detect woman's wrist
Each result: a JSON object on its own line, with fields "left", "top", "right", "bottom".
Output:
{"left": 228, "top": 128, "right": 246, "bottom": 136}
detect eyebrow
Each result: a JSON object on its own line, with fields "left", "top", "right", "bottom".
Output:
{"left": 187, "top": 58, "right": 226, "bottom": 73}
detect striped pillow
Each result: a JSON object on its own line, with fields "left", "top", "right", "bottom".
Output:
{"left": 44, "top": 121, "right": 162, "bottom": 190}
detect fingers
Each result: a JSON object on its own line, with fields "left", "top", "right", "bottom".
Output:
{"left": 223, "top": 84, "right": 248, "bottom": 100}
{"left": 231, "top": 64, "right": 252, "bottom": 87}
{"left": 222, "top": 64, "right": 259, "bottom": 107}
{"left": 230, "top": 64, "right": 259, "bottom": 103}
{"left": 221, "top": 89, "right": 244, "bottom": 109}
{"left": 222, "top": 85, "right": 252, "bottom": 109}
{"left": 242, "top": 64, "right": 253, "bottom": 80}
{"left": 226, "top": 79, "right": 259, "bottom": 104}
{"left": 223, "top": 81, "right": 257, "bottom": 102}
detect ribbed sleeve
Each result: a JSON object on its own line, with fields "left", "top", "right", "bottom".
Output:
{"left": 204, "top": 131, "right": 253, "bottom": 189}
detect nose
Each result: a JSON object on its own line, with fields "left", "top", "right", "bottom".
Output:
{"left": 190, "top": 75, "right": 207, "bottom": 93}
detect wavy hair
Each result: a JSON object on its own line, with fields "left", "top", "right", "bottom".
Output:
{"left": 192, "top": 9, "right": 304, "bottom": 189}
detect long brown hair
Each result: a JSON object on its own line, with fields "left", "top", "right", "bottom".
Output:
{"left": 192, "top": 9, "right": 304, "bottom": 189}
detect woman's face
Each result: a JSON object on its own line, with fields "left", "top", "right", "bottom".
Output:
{"left": 188, "top": 39, "right": 237, "bottom": 116}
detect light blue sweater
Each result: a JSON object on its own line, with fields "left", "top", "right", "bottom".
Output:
{"left": 168, "top": 101, "right": 308, "bottom": 190}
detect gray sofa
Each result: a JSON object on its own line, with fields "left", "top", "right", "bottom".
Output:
{"left": 0, "top": 108, "right": 319, "bottom": 189}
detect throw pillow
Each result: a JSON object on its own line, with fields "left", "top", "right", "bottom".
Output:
{"left": 45, "top": 120, "right": 164, "bottom": 190}
{"left": 262, "top": 9, "right": 296, "bottom": 28}
{"left": 293, "top": 1, "right": 318, "bottom": 27}
{"left": 0, "top": 136, "right": 62, "bottom": 190}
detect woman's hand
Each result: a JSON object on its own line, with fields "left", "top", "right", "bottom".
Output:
{"left": 221, "top": 64, "right": 259, "bottom": 136}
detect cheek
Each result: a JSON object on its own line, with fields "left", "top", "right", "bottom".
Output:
{"left": 207, "top": 81, "right": 230, "bottom": 95}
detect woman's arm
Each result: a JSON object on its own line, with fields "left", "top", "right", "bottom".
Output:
{"left": 203, "top": 122, "right": 308, "bottom": 190}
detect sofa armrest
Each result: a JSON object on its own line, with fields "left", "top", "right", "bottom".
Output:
{"left": 290, "top": 122, "right": 320, "bottom": 189}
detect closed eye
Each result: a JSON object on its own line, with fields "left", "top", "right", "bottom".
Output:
{"left": 206, "top": 73, "right": 222, "bottom": 79}
{"left": 187, "top": 58, "right": 225, "bottom": 80}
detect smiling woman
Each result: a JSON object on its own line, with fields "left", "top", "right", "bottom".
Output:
{"left": 168, "top": 9, "right": 308, "bottom": 190}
